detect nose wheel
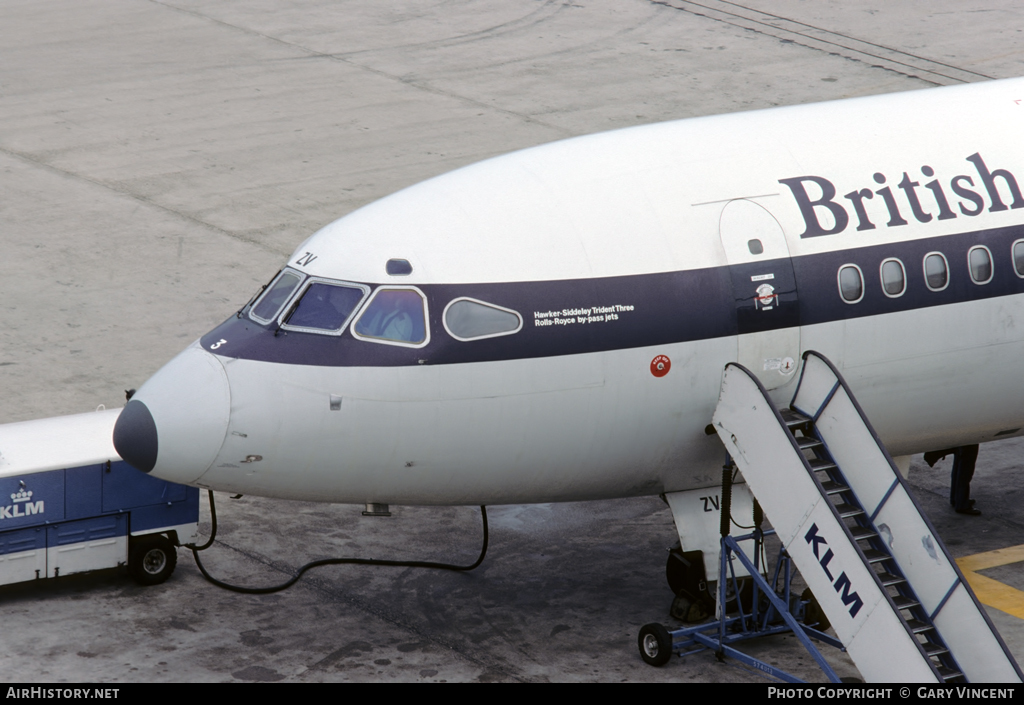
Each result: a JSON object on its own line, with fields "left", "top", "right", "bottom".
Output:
{"left": 667, "top": 547, "right": 752, "bottom": 620}
{"left": 129, "top": 534, "right": 178, "bottom": 586}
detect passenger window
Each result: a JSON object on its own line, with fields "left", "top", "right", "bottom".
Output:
{"left": 838, "top": 265, "right": 864, "bottom": 304}
{"left": 444, "top": 299, "right": 522, "bottom": 341}
{"left": 924, "top": 253, "right": 949, "bottom": 291}
{"left": 353, "top": 288, "right": 429, "bottom": 346}
{"left": 1014, "top": 240, "right": 1024, "bottom": 278}
{"left": 747, "top": 239, "right": 764, "bottom": 255}
{"left": 880, "top": 258, "right": 906, "bottom": 298}
{"left": 250, "top": 269, "right": 303, "bottom": 324}
{"left": 283, "top": 281, "right": 368, "bottom": 334}
{"left": 968, "top": 246, "right": 993, "bottom": 285}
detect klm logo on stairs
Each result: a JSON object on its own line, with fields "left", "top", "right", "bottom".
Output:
{"left": 805, "top": 523, "right": 863, "bottom": 618}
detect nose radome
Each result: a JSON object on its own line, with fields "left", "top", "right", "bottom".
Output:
{"left": 113, "top": 344, "right": 231, "bottom": 484}
{"left": 113, "top": 400, "right": 158, "bottom": 472}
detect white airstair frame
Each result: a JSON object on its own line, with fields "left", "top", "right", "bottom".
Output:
{"left": 712, "top": 351, "right": 1023, "bottom": 683}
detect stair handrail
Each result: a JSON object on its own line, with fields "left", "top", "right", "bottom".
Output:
{"left": 787, "top": 350, "right": 1023, "bottom": 680}
{"left": 721, "top": 358, "right": 951, "bottom": 681}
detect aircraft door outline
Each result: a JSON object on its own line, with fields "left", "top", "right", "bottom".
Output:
{"left": 719, "top": 198, "right": 801, "bottom": 391}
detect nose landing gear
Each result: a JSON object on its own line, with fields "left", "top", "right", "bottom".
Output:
{"left": 667, "top": 546, "right": 752, "bottom": 622}
{"left": 642, "top": 530, "right": 843, "bottom": 682}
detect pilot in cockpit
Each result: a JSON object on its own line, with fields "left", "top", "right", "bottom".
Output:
{"left": 289, "top": 283, "right": 358, "bottom": 330}
{"left": 375, "top": 293, "right": 416, "bottom": 342}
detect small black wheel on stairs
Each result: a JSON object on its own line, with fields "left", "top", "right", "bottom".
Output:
{"left": 638, "top": 623, "right": 673, "bottom": 667}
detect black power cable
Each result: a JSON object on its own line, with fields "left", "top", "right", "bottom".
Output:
{"left": 185, "top": 490, "right": 488, "bottom": 594}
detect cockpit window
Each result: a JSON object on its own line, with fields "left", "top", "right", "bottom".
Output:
{"left": 352, "top": 288, "right": 429, "bottom": 347}
{"left": 250, "top": 269, "right": 304, "bottom": 324}
{"left": 444, "top": 298, "right": 522, "bottom": 341}
{"left": 281, "top": 280, "right": 369, "bottom": 335}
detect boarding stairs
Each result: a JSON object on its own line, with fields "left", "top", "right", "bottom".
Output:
{"left": 711, "top": 351, "right": 1023, "bottom": 683}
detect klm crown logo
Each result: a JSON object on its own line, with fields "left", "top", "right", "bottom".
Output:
{"left": 1, "top": 481, "right": 43, "bottom": 520}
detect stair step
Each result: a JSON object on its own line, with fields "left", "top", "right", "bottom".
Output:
{"left": 809, "top": 458, "right": 838, "bottom": 472}
{"left": 892, "top": 595, "right": 920, "bottom": 610}
{"left": 876, "top": 572, "right": 906, "bottom": 587}
{"left": 906, "top": 619, "right": 936, "bottom": 635}
{"left": 834, "top": 503, "right": 864, "bottom": 518}
{"left": 796, "top": 436, "right": 823, "bottom": 450}
{"left": 861, "top": 549, "right": 891, "bottom": 564}
{"left": 921, "top": 641, "right": 949, "bottom": 658}
{"left": 780, "top": 409, "right": 811, "bottom": 430}
{"left": 821, "top": 480, "right": 850, "bottom": 495}
{"left": 939, "top": 667, "right": 964, "bottom": 682}
{"left": 850, "top": 526, "right": 878, "bottom": 541}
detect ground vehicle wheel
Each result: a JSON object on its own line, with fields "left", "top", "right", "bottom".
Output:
{"left": 638, "top": 623, "right": 674, "bottom": 666}
{"left": 129, "top": 534, "right": 177, "bottom": 586}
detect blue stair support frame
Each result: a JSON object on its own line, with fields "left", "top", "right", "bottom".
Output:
{"left": 653, "top": 524, "right": 845, "bottom": 683}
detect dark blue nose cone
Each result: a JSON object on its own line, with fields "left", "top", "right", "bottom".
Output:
{"left": 113, "top": 400, "right": 158, "bottom": 473}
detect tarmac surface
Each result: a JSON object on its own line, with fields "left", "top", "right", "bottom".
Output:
{"left": 2, "top": 0, "right": 1024, "bottom": 683}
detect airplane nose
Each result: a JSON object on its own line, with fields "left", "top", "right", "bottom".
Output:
{"left": 113, "top": 344, "right": 230, "bottom": 484}
{"left": 113, "top": 399, "right": 158, "bottom": 472}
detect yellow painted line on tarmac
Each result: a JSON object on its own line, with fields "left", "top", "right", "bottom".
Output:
{"left": 958, "top": 544, "right": 1024, "bottom": 572}
{"left": 956, "top": 544, "right": 1024, "bottom": 619}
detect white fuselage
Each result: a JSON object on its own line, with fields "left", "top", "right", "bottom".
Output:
{"left": 115, "top": 77, "right": 1024, "bottom": 505}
